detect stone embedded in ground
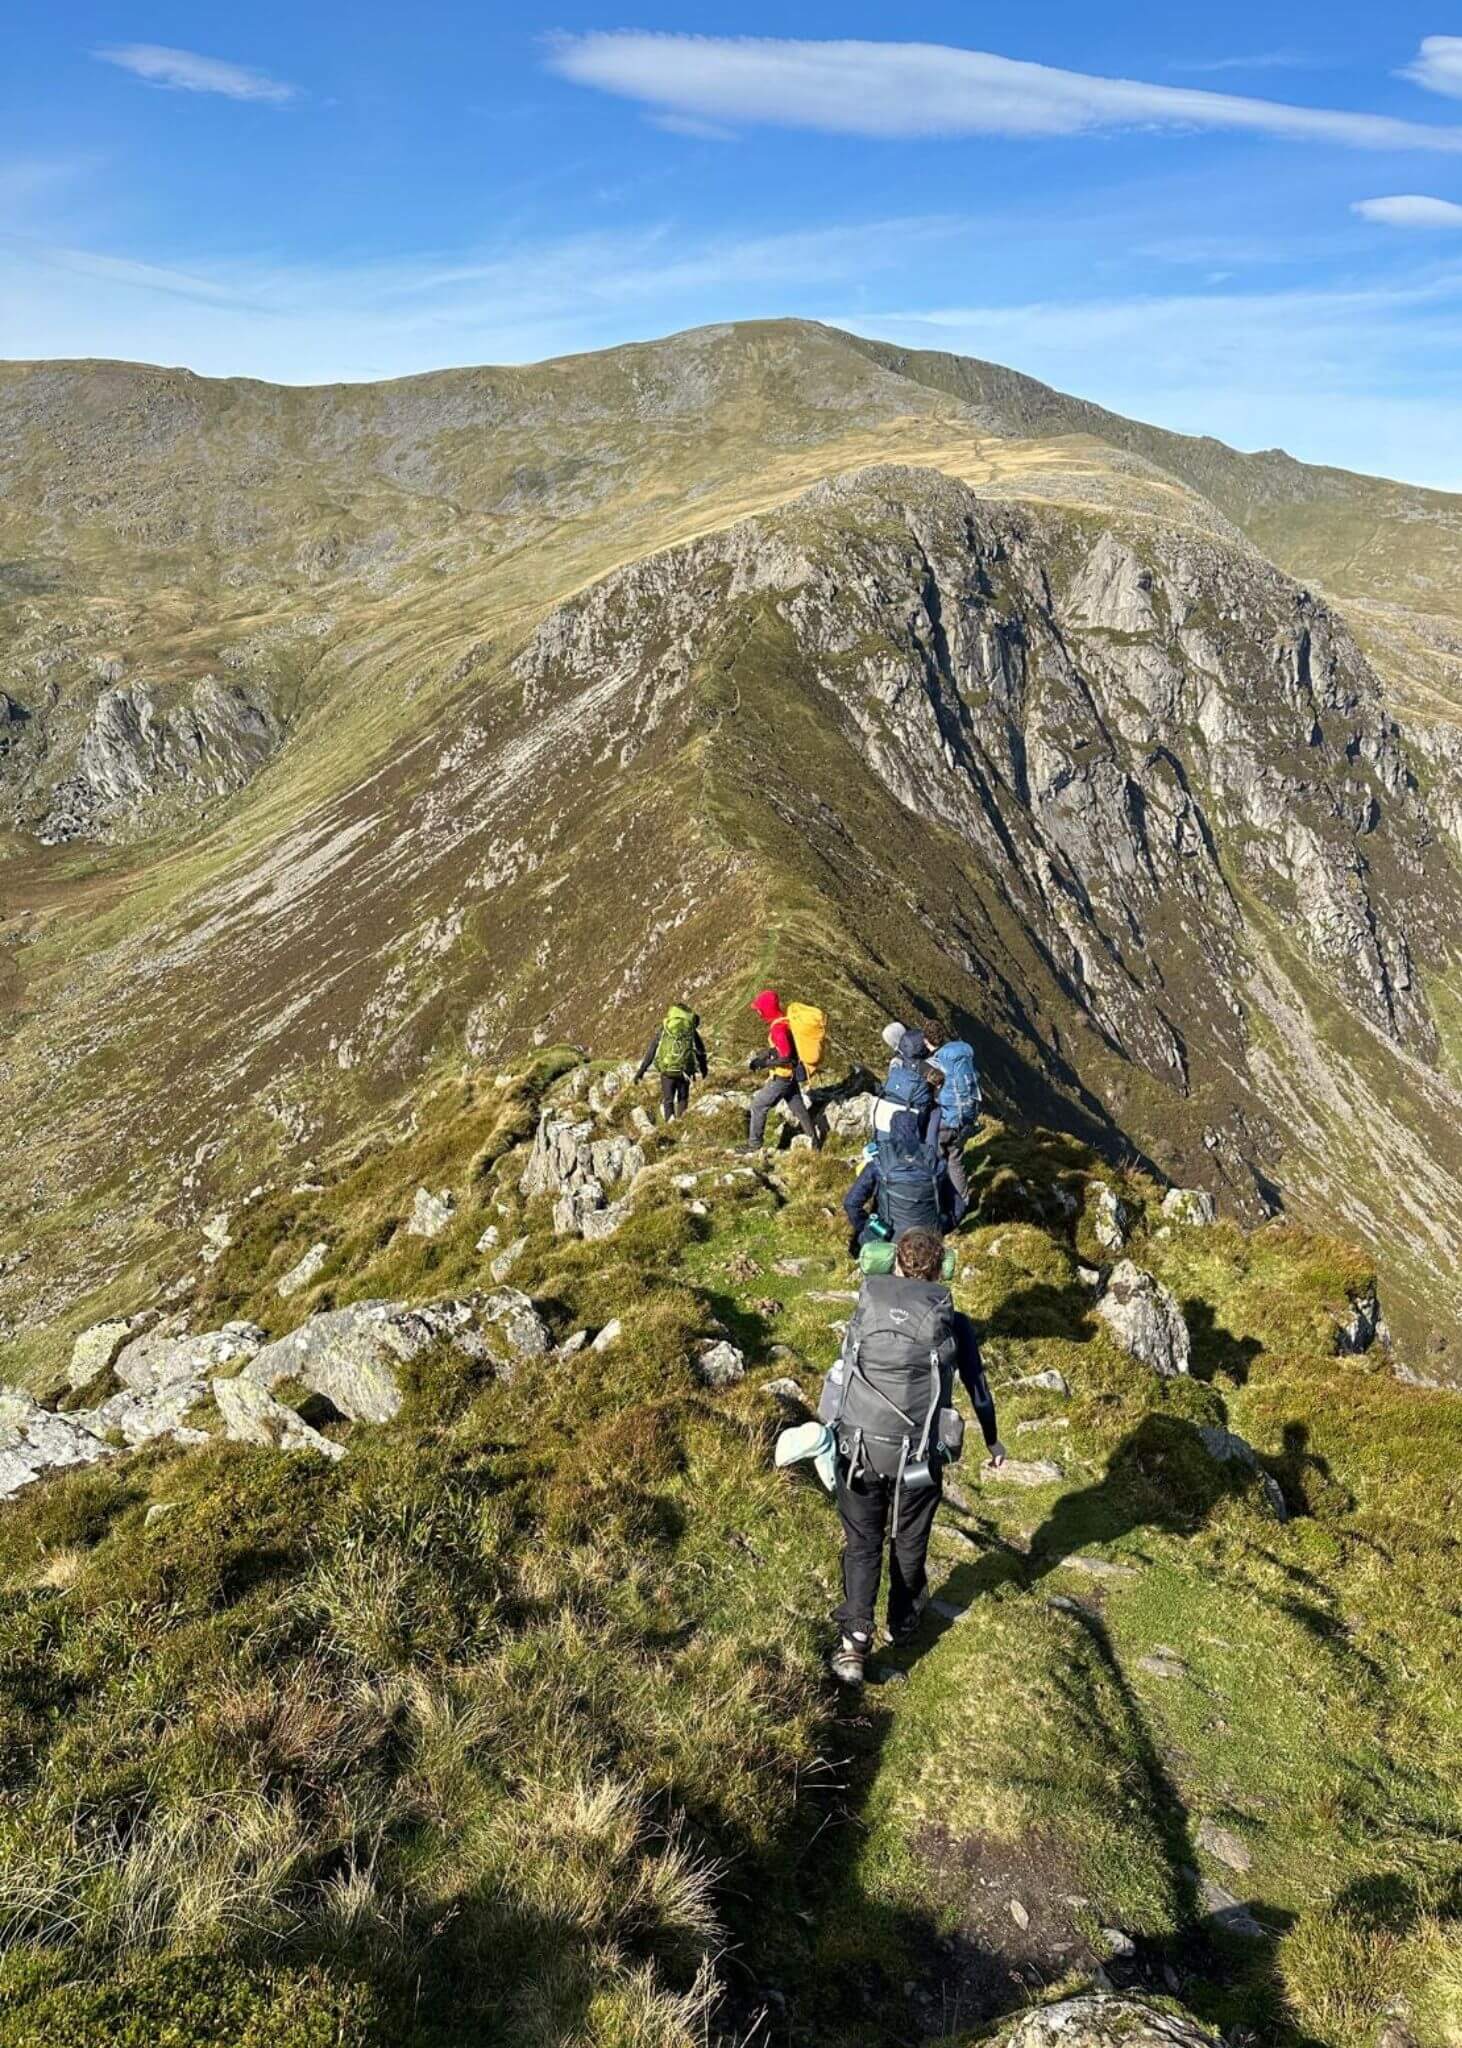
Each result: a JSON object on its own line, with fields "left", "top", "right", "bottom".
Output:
{"left": 673, "top": 1173, "right": 699, "bottom": 1192}
{"left": 1017, "top": 1416, "right": 1070, "bottom": 1434}
{"left": 277, "top": 1241, "right": 331, "bottom": 1298}
{"left": 1162, "top": 1187, "right": 1218, "bottom": 1226}
{"left": 489, "top": 1235, "right": 528, "bottom": 1284}
{"left": 1197, "top": 1424, "right": 1288, "bottom": 1521}
{"left": 590, "top": 1318, "right": 622, "bottom": 1352}
{"left": 559, "top": 1329, "right": 590, "bottom": 1357}
{"left": 200, "top": 1211, "right": 233, "bottom": 1264}
{"left": 761, "top": 1376, "right": 805, "bottom": 1402}
{"left": 213, "top": 1376, "right": 344, "bottom": 1460}
{"left": 691, "top": 1091, "right": 741, "bottom": 1117}
{"left": 407, "top": 1187, "right": 456, "bottom": 1239}
{"left": 476, "top": 1224, "right": 500, "bottom": 1251}
{"left": 1335, "top": 1288, "right": 1387, "bottom": 1355}
{"left": 521, "top": 1111, "right": 595, "bottom": 1201}
{"left": 1015, "top": 1368, "right": 1071, "bottom": 1395}
{"left": 985, "top": 1457, "right": 1063, "bottom": 1487}
{"left": 695, "top": 1338, "right": 746, "bottom": 1388}
{"left": 1097, "top": 1261, "right": 1191, "bottom": 1376}
{"left": 629, "top": 1105, "right": 654, "bottom": 1137}
{"left": 930, "top": 1596, "right": 968, "bottom": 1621}
{"left": 1200, "top": 1880, "right": 1269, "bottom": 1939}
{"left": 1137, "top": 1650, "right": 1189, "bottom": 1681}
{"left": 589, "top": 1135, "right": 645, "bottom": 1187}
{"left": 1197, "top": 1818, "right": 1253, "bottom": 1873}
{"left": 587, "top": 1061, "right": 638, "bottom": 1116}
{"left": 995, "top": 1993, "right": 1223, "bottom": 2046}
{"left": 1060, "top": 1554, "right": 1141, "bottom": 1581}
{"left": 773, "top": 1256, "right": 810, "bottom": 1276}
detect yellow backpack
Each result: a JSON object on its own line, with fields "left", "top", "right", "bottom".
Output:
{"left": 785, "top": 1001, "right": 828, "bottom": 1078}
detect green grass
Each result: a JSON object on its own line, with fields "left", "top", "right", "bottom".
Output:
{"left": 0, "top": 1065, "right": 1457, "bottom": 2045}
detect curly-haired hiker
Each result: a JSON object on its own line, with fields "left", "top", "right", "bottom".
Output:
{"left": 819, "top": 1227, "right": 1005, "bottom": 1684}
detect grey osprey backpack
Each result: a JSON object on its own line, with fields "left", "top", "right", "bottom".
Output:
{"left": 826, "top": 1274, "right": 958, "bottom": 1482}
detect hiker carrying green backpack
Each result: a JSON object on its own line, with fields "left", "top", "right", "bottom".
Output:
{"left": 635, "top": 1002, "right": 709, "bottom": 1122}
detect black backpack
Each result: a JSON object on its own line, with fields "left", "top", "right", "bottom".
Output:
{"left": 827, "top": 1274, "right": 958, "bottom": 1482}
{"left": 874, "top": 1132, "right": 944, "bottom": 1237}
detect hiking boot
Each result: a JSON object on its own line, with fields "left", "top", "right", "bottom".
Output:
{"left": 830, "top": 1633, "right": 869, "bottom": 1685}
{"left": 731, "top": 1142, "right": 762, "bottom": 1155}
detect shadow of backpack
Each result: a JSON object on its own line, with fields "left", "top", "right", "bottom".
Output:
{"left": 819, "top": 1275, "right": 965, "bottom": 1523}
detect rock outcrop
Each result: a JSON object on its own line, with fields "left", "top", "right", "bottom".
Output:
{"left": 521, "top": 1106, "right": 646, "bottom": 1238}
{"left": 995, "top": 1995, "right": 1221, "bottom": 2046}
{"left": 1097, "top": 1263, "right": 1191, "bottom": 1376}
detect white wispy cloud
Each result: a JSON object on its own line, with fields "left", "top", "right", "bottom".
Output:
{"left": 1173, "top": 51, "right": 1318, "bottom": 76}
{"left": 93, "top": 44, "right": 298, "bottom": 103}
{"left": 547, "top": 32, "right": 1462, "bottom": 151}
{"left": 1354, "top": 193, "right": 1462, "bottom": 227}
{"left": 1401, "top": 36, "right": 1462, "bottom": 101}
{"left": 649, "top": 112, "right": 739, "bottom": 141}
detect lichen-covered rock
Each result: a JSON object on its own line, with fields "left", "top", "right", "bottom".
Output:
{"left": 67, "top": 1314, "right": 151, "bottom": 1391}
{"left": 553, "top": 1177, "right": 606, "bottom": 1237}
{"left": 589, "top": 1135, "right": 645, "bottom": 1187}
{"left": 245, "top": 1304, "right": 416, "bottom": 1422}
{"left": 1335, "top": 1288, "right": 1387, "bottom": 1355}
{"left": 277, "top": 1241, "right": 331, "bottom": 1299}
{"left": 0, "top": 1392, "right": 108, "bottom": 1500}
{"left": 1097, "top": 1262, "right": 1191, "bottom": 1376}
{"left": 821, "top": 1093, "right": 879, "bottom": 1139}
{"left": 694, "top": 1339, "right": 746, "bottom": 1387}
{"left": 587, "top": 1061, "right": 638, "bottom": 1115}
{"left": 479, "top": 1288, "right": 550, "bottom": 1357}
{"left": 1090, "top": 1185, "right": 1129, "bottom": 1253}
{"left": 83, "top": 1377, "right": 213, "bottom": 1450}
{"left": 113, "top": 1321, "right": 264, "bottom": 1394}
{"left": 407, "top": 1187, "right": 456, "bottom": 1239}
{"left": 1161, "top": 1188, "right": 1217, "bottom": 1226}
{"left": 520, "top": 1112, "right": 595, "bottom": 1200}
{"left": 580, "top": 1199, "right": 629, "bottom": 1242}
{"left": 984, "top": 1457, "right": 1064, "bottom": 1487}
{"left": 213, "top": 1376, "right": 344, "bottom": 1460}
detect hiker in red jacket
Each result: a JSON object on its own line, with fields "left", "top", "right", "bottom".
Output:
{"left": 739, "top": 988, "right": 820, "bottom": 1151}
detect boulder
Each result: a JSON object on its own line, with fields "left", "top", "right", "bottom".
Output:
{"left": 213, "top": 1377, "right": 344, "bottom": 1460}
{"left": 83, "top": 1378, "right": 213, "bottom": 1450}
{"left": 479, "top": 1289, "right": 551, "bottom": 1358}
{"left": 0, "top": 1392, "right": 108, "bottom": 1501}
{"left": 994, "top": 1995, "right": 1221, "bottom": 2046}
{"left": 1090, "top": 1185, "right": 1129, "bottom": 1252}
{"left": 520, "top": 1112, "right": 595, "bottom": 1200}
{"left": 408, "top": 1187, "right": 456, "bottom": 1239}
{"left": 694, "top": 1339, "right": 746, "bottom": 1388}
{"left": 1200, "top": 1880, "right": 1269, "bottom": 1940}
{"left": 821, "top": 1093, "right": 878, "bottom": 1139}
{"left": 113, "top": 1322, "right": 265, "bottom": 1394}
{"left": 1335, "top": 1288, "right": 1387, "bottom": 1355}
{"left": 1161, "top": 1187, "right": 1217, "bottom": 1226}
{"left": 1015, "top": 1369, "right": 1071, "bottom": 1396}
{"left": 1097, "top": 1263, "right": 1191, "bottom": 1376}
{"left": 277, "top": 1241, "right": 331, "bottom": 1298}
{"left": 67, "top": 1314, "right": 151, "bottom": 1391}
{"left": 552, "top": 1177, "right": 606, "bottom": 1236}
{"left": 629, "top": 1105, "right": 655, "bottom": 1137}
{"left": 690, "top": 1091, "right": 742, "bottom": 1117}
{"left": 245, "top": 1304, "right": 418, "bottom": 1422}
{"left": 590, "top": 1318, "right": 622, "bottom": 1352}
{"left": 476, "top": 1224, "right": 500, "bottom": 1251}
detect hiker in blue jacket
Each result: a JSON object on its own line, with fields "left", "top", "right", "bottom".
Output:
{"left": 872, "top": 1025, "right": 942, "bottom": 1144}
{"left": 925, "top": 1035, "right": 982, "bottom": 1211}
{"left": 843, "top": 1109, "right": 966, "bottom": 1254}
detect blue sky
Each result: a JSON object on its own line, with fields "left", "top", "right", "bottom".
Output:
{"left": 5, "top": 7, "right": 1462, "bottom": 485}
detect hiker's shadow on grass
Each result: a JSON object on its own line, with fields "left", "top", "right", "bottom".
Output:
{"left": 978, "top": 1279, "right": 1100, "bottom": 1345}
{"left": 1182, "top": 1297, "right": 1262, "bottom": 1386}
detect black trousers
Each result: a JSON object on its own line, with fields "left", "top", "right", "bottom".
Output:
{"left": 748, "top": 1074, "right": 819, "bottom": 1147}
{"left": 834, "top": 1463, "right": 942, "bottom": 1640}
{"left": 659, "top": 1073, "right": 691, "bottom": 1120}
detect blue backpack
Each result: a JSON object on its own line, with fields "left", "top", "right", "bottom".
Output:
{"left": 933, "top": 1040, "right": 981, "bottom": 1132}
{"left": 882, "top": 1059, "right": 931, "bottom": 1116}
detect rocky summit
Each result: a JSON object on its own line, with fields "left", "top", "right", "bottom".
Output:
{"left": 0, "top": 323, "right": 1459, "bottom": 2048}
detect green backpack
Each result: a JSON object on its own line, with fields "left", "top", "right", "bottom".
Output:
{"left": 655, "top": 1004, "right": 697, "bottom": 1076}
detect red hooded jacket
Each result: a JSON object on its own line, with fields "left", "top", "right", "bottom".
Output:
{"left": 750, "top": 988, "right": 796, "bottom": 1076}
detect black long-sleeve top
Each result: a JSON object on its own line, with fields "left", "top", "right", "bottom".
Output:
{"left": 952, "top": 1312, "right": 1000, "bottom": 1450}
{"left": 634, "top": 1026, "right": 709, "bottom": 1082}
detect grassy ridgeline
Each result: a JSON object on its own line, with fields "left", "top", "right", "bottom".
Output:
{"left": 0, "top": 1055, "right": 1458, "bottom": 2047}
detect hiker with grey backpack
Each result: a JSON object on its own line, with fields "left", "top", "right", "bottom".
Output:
{"left": 819, "top": 1226, "right": 1005, "bottom": 1685}
{"left": 635, "top": 1002, "right": 709, "bottom": 1121}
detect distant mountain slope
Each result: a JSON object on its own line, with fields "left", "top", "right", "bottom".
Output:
{"left": 2, "top": 322, "right": 1461, "bottom": 1385}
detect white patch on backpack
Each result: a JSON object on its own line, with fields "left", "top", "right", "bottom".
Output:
{"left": 889, "top": 1309, "right": 909, "bottom": 1325}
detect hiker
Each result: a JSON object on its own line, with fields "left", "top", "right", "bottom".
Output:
{"left": 872, "top": 1024, "right": 939, "bottom": 1143}
{"left": 742, "top": 988, "right": 822, "bottom": 1151}
{"left": 927, "top": 1034, "right": 982, "bottom": 1211}
{"left": 843, "top": 1109, "right": 965, "bottom": 1254}
{"left": 820, "top": 1227, "right": 1005, "bottom": 1683}
{"left": 635, "top": 1001, "right": 708, "bottom": 1121}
